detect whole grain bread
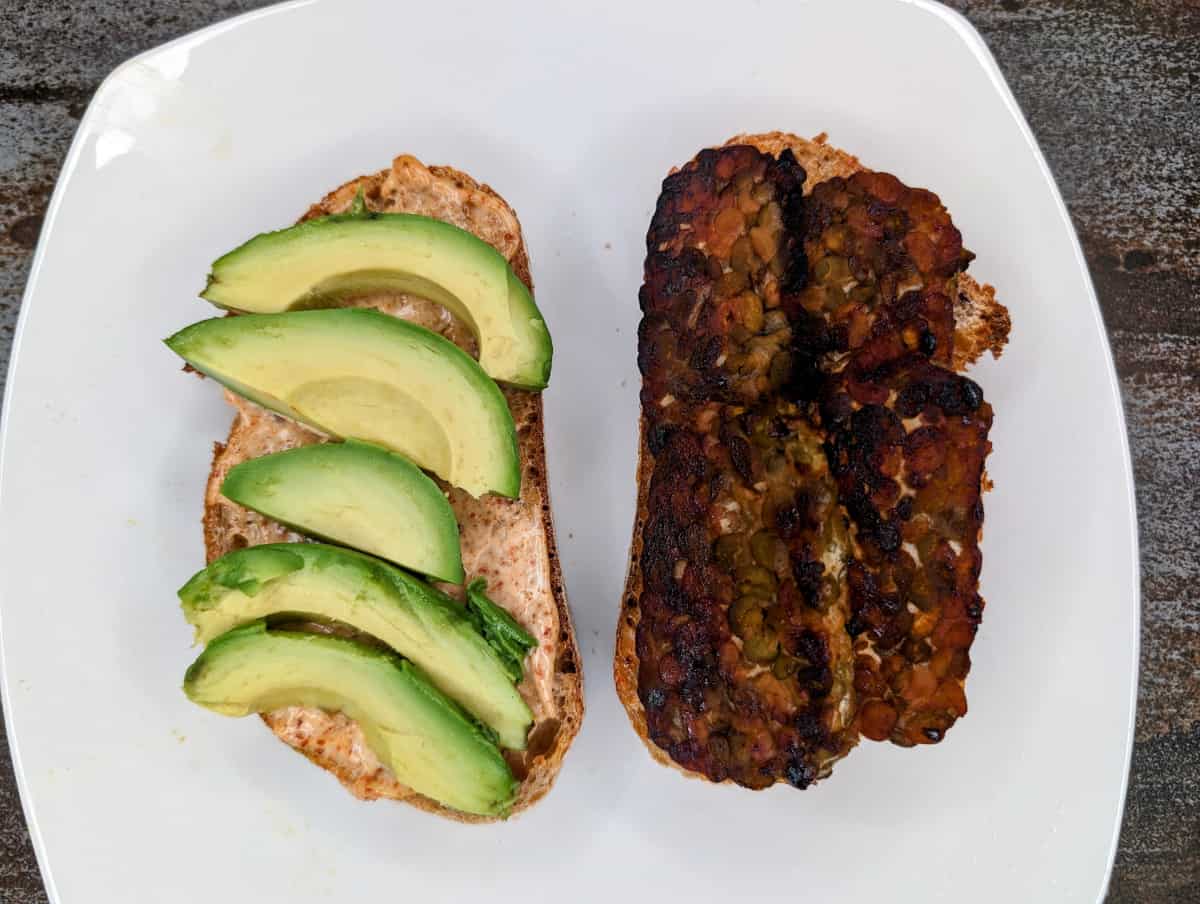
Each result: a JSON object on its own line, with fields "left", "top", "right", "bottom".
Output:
{"left": 202, "top": 155, "right": 583, "bottom": 822}
{"left": 614, "top": 131, "right": 1011, "bottom": 782}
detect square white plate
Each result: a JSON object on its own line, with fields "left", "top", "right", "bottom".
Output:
{"left": 0, "top": 1, "right": 1138, "bottom": 901}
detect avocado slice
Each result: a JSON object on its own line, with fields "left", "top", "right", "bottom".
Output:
{"left": 200, "top": 211, "right": 552, "bottom": 389}
{"left": 184, "top": 621, "right": 517, "bottom": 816}
{"left": 165, "top": 308, "right": 519, "bottom": 498}
{"left": 220, "top": 440, "right": 464, "bottom": 584}
{"left": 179, "top": 543, "right": 533, "bottom": 750}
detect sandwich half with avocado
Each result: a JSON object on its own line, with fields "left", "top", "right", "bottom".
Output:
{"left": 168, "top": 154, "right": 582, "bottom": 821}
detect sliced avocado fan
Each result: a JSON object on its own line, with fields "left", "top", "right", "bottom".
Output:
{"left": 179, "top": 543, "right": 533, "bottom": 750}
{"left": 165, "top": 308, "right": 519, "bottom": 498}
{"left": 200, "top": 208, "right": 552, "bottom": 389}
{"left": 220, "top": 439, "right": 464, "bottom": 584}
{"left": 184, "top": 621, "right": 517, "bottom": 817}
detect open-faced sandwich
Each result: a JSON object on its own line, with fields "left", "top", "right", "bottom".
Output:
{"left": 168, "top": 155, "right": 582, "bottom": 821}
{"left": 617, "top": 132, "right": 1010, "bottom": 789}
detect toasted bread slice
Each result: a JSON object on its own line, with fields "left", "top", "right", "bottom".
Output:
{"left": 202, "top": 155, "right": 582, "bottom": 822}
{"left": 615, "top": 131, "right": 1010, "bottom": 781}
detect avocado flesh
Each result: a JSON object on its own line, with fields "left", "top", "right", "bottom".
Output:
{"left": 179, "top": 543, "right": 532, "bottom": 750}
{"left": 165, "top": 308, "right": 519, "bottom": 498}
{"left": 220, "top": 440, "right": 464, "bottom": 584}
{"left": 201, "top": 213, "right": 552, "bottom": 389}
{"left": 184, "top": 622, "right": 517, "bottom": 816}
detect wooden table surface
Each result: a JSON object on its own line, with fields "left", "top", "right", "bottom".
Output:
{"left": 1, "top": 1, "right": 1196, "bottom": 900}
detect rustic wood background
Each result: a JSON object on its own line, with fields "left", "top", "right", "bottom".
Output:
{"left": 0, "top": 1, "right": 1196, "bottom": 900}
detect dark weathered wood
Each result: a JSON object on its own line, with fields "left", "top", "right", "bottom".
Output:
{"left": 1, "top": 1, "right": 1196, "bottom": 901}
{"left": 948, "top": 4, "right": 1200, "bottom": 900}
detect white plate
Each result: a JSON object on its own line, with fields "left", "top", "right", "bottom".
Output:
{"left": 0, "top": 0, "right": 1138, "bottom": 901}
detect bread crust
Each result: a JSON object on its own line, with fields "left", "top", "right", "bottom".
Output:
{"left": 201, "top": 156, "right": 582, "bottom": 822}
{"left": 614, "top": 131, "right": 1010, "bottom": 780}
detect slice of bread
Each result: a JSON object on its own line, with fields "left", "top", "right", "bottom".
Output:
{"left": 201, "top": 155, "right": 583, "bottom": 822}
{"left": 615, "top": 131, "right": 1010, "bottom": 782}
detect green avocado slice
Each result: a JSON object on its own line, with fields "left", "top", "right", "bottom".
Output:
{"left": 220, "top": 440, "right": 464, "bottom": 584}
{"left": 165, "top": 308, "right": 519, "bottom": 499}
{"left": 200, "top": 210, "right": 552, "bottom": 389}
{"left": 184, "top": 622, "right": 517, "bottom": 817}
{"left": 179, "top": 543, "right": 532, "bottom": 750}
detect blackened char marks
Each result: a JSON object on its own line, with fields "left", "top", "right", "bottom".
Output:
{"left": 632, "top": 145, "right": 998, "bottom": 784}
{"left": 791, "top": 166, "right": 996, "bottom": 749}
{"left": 790, "top": 171, "right": 974, "bottom": 371}
{"left": 635, "top": 146, "right": 857, "bottom": 789}
{"left": 639, "top": 147, "right": 808, "bottom": 412}
{"left": 822, "top": 356, "right": 992, "bottom": 746}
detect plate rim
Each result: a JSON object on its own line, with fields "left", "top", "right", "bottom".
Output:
{"left": 0, "top": 1, "right": 1140, "bottom": 901}
{"left": 0, "top": 5, "right": 319, "bottom": 901}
